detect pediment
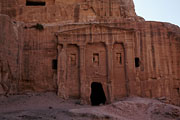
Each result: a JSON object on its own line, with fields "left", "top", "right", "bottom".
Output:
{"left": 56, "top": 23, "right": 135, "bottom": 36}
{"left": 56, "top": 23, "right": 135, "bottom": 44}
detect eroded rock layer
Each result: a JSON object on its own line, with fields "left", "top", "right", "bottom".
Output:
{"left": 0, "top": 0, "right": 179, "bottom": 105}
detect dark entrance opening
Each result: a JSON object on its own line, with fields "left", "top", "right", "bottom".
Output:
{"left": 26, "top": 1, "right": 46, "bottom": 6}
{"left": 90, "top": 82, "right": 106, "bottom": 106}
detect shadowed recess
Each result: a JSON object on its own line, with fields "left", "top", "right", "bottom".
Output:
{"left": 90, "top": 82, "right": 106, "bottom": 106}
{"left": 26, "top": 1, "right": 46, "bottom": 6}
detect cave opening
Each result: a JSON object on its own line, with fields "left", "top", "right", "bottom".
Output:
{"left": 90, "top": 82, "right": 106, "bottom": 106}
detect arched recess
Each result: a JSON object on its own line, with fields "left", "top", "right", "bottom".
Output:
{"left": 66, "top": 44, "right": 80, "bottom": 98}
{"left": 113, "top": 43, "right": 127, "bottom": 99}
{"left": 85, "top": 43, "right": 108, "bottom": 101}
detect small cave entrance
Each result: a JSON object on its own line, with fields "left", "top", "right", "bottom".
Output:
{"left": 90, "top": 82, "right": 106, "bottom": 106}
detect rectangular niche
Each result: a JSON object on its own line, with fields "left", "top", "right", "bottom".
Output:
{"left": 135, "top": 57, "right": 140, "bottom": 67}
{"left": 70, "top": 54, "right": 76, "bottom": 66}
{"left": 26, "top": 0, "right": 46, "bottom": 6}
{"left": 93, "top": 53, "right": 99, "bottom": 66}
{"left": 116, "top": 53, "right": 122, "bottom": 65}
{"left": 52, "top": 59, "right": 57, "bottom": 70}
{"left": 174, "top": 88, "right": 180, "bottom": 97}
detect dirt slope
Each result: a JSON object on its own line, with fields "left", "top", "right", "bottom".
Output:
{"left": 0, "top": 92, "right": 179, "bottom": 120}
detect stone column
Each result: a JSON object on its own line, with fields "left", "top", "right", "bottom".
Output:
{"left": 124, "top": 42, "right": 135, "bottom": 96}
{"left": 124, "top": 43, "right": 130, "bottom": 97}
{"left": 57, "top": 45, "right": 61, "bottom": 96}
{"left": 106, "top": 43, "right": 113, "bottom": 103}
{"left": 57, "top": 44, "right": 68, "bottom": 99}
{"left": 79, "top": 45, "right": 87, "bottom": 103}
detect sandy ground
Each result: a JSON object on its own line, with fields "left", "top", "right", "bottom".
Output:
{"left": 0, "top": 92, "right": 179, "bottom": 120}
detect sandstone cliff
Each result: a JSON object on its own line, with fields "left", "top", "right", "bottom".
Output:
{"left": 0, "top": 0, "right": 143, "bottom": 23}
{"left": 0, "top": 0, "right": 179, "bottom": 106}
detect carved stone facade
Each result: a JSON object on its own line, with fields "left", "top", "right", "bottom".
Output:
{"left": 56, "top": 24, "right": 133, "bottom": 103}
{"left": 56, "top": 23, "right": 180, "bottom": 104}
{"left": 0, "top": 0, "right": 180, "bottom": 105}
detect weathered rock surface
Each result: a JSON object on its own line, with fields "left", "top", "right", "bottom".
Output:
{"left": 0, "top": 0, "right": 143, "bottom": 23}
{"left": 0, "top": 14, "right": 19, "bottom": 95}
{"left": 0, "top": 0, "right": 179, "bottom": 106}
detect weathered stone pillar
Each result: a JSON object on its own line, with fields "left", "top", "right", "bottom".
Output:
{"left": 57, "top": 44, "right": 68, "bottom": 99}
{"left": 124, "top": 44, "right": 130, "bottom": 97}
{"left": 79, "top": 45, "right": 87, "bottom": 103}
{"left": 124, "top": 42, "right": 135, "bottom": 96}
{"left": 106, "top": 43, "right": 113, "bottom": 103}
{"left": 57, "top": 45, "right": 61, "bottom": 96}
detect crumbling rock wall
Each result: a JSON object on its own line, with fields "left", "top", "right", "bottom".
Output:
{"left": 131, "top": 21, "right": 180, "bottom": 105}
{"left": 0, "top": 0, "right": 143, "bottom": 23}
{"left": 0, "top": 14, "right": 19, "bottom": 95}
{"left": 18, "top": 24, "right": 58, "bottom": 93}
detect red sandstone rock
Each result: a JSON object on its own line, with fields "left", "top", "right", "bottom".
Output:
{"left": 0, "top": 0, "right": 179, "bottom": 106}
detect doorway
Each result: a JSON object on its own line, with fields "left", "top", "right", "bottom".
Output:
{"left": 90, "top": 82, "right": 106, "bottom": 106}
